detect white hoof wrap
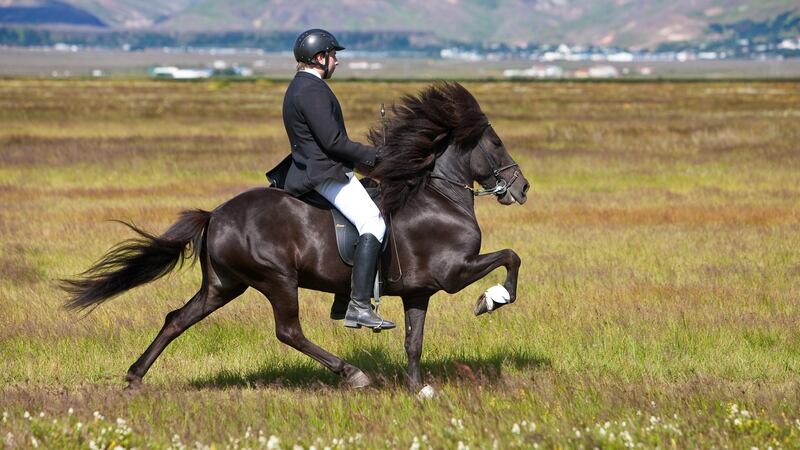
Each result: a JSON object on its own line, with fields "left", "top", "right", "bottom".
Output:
{"left": 417, "top": 384, "right": 436, "bottom": 399}
{"left": 484, "top": 284, "right": 510, "bottom": 312}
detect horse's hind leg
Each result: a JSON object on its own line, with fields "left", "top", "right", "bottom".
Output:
{"left": 253, "top": 276, "right": 371, "bottom": 388}
{"left": 125, "top": 281, "right": 246, "bottom": 389}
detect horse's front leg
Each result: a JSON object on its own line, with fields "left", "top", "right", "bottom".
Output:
{"left": 402, "top": 295, "right": 430, "bottom": 392}
{"left": 442, "top": 249, "right": 521, "bottom": 316}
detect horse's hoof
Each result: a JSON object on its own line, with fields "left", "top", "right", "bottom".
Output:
{"left": 474, "top": 294, "right": 491, "bottom": 316}
{"left": 124, "top": 374, "right": 143, "bottom": 391}
{"left": 417, "top": 384, "right": 436, "bottom": 400}
{"left": 474, "top": 291, "right": 515, "bottom": 316}
{"left": 346, "top": 370, "right": 372, "bottom": 389}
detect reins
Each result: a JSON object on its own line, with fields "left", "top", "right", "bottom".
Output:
{"left": 428, "top": 126, "right": 520, "bottom": 198}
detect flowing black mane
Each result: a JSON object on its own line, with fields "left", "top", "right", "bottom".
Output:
{"left": 369, "top": 82, "right": 489, "bottom": 215}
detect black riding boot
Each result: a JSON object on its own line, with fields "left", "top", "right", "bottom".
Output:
{"left": 344, "top": 233, "right": 395, "bottom": 330}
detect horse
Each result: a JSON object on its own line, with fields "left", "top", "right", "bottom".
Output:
{"left": 61, "top": 82, "right": 530, "bottom": 394}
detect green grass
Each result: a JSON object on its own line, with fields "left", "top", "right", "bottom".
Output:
{"left": 1, "top": 79, "right": 799, "bottom": 449}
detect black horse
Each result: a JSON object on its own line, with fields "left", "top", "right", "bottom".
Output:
{"left": 61, "top": 82, "right": 530, "bottom": 393}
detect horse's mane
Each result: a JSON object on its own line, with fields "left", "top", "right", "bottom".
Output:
{"left": 368, "top": 82, "right": 489, "bottom": 215}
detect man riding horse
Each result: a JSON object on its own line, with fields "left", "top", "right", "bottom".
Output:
{"left": 282, "top": 29, "right": 394, "bottom": 331}
{"left": 61, "top": 35, "right": 530, "bottom": 391}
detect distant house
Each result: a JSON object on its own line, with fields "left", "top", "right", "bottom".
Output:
{"left": 149, "top": 66, "right": 213, "bottom": 79}
{"left": 588, "top": 65, "right": 619, "bottom": 78}
{"left": 503, "top": 65, "right": 564, "bottom": 79}
{"left": 348, "top": 61, "right": 383, "bottom": 71}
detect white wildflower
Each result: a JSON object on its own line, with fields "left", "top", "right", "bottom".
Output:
{"left": 574, "top": 429, "right": 581, "bottom": 438}
{"left": 68, "top": 408, "right": 74, "bottom": 416}
{"left": 450, "top": 417, "right": 464, "bottom": 430}
{"left": 23, "top": 411, "right": 30, "bottom": 420}
{"left": 31, "top": 436, "right": 39, "bottom": 448}
{"left": 409, "top": 436, "right": 421, "bottom": 450}
{"left": 171, "top": 434, "right": 186, "bottom": 450}
{"left": 456, "top": 441, "right": 469, "bottom": 450}
{"left": 5, "top": 432, "right": 13, "bottom": 446}
{"left": 38, "top": 412, "right": 45, "bottom": 418}
{"left": 293, "top": 445, "right": 304, "bottom": 450}
{"left": 511, "top": 423, "right": 521, "bottom": 434}
{"left": 93, "top": 411, "right": 104, "bottom": 421}
{"left": 266, "top": 435, "right": 281, "bottom": 450}
{"left": 1, "top": 411, "right": 6, "bottom": 423}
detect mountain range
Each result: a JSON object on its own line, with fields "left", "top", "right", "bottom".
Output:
{"left": 1, "top": 0, "right": 798, "bottom": 48}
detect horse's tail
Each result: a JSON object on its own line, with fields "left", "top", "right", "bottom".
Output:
{"left": 61, "top": 209, "right": 212, "bottom": 311}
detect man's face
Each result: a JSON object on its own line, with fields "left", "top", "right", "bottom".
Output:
{"left": 314, "top": 50, "right": 338, "bottom": 78}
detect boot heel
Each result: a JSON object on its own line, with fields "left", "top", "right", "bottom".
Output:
{"left": 343, "top": 320, "right": 361, "bottom": 329}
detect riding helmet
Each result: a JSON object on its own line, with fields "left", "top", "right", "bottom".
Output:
{"left": 293, "top": 29, "right": 345, "bottom": 64}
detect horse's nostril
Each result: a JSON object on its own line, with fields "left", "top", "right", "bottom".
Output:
{"left": 522, "top": 182, "right": 530, "bottom": 194}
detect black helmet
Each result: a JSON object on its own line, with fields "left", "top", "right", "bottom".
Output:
{"left": 293, "top": 29, "right": 345, "bottom": 64}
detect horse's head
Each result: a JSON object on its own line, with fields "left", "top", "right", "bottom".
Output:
{"left": 469, "top": 125, "right": 529, "bottom": 205}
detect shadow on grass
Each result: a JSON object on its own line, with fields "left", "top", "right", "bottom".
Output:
{"left": 190, "top": 345, "right": 550, "bottom": 390}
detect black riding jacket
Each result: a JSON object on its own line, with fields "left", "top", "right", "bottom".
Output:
{"left": 282, "top": 71, "right": 376, "bottom": 196}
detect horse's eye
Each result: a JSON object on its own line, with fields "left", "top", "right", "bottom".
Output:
{"left": 492, "top": 139, "right": 502, "bottom": 146}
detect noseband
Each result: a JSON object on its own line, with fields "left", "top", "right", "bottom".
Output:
{"left": 430, "top": 125, "right": 520, "bottom": 198}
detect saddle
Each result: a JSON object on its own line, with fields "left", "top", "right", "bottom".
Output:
{"left": 265, "top": 155, "right": 388, "bottom": 267}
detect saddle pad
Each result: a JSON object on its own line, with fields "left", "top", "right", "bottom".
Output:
{"left": 331, "top": 187, "right": 387, "bottom": 266}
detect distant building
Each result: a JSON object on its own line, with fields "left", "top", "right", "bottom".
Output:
{"left": 778, "top": 38, "right": 800, "bottom": 50}
{"left": 587, "top": 65, "right": 619, "bottom": 78}
{"left": 348, "top": 61, "right": 384, "bottom": 70}
{"left": 150, "top": 66, "right": 213, "bottom": 79}
{"left": 607, "top": 52, "right": 634, "bottom": 62}
{"left": 503, "top": 65, "right": 564, "bottom": 78}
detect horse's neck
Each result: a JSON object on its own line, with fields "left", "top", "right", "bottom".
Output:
{"left": 428, "top": 144, "right": 475, "bottom": 216}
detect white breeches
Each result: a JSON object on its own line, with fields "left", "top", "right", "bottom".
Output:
{"left": 315, "top": 174, "right": 386, "bottom": 243}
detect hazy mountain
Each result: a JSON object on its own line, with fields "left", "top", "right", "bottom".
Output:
{"left": 1, "top": 0, "right": 798, "bottom": 48}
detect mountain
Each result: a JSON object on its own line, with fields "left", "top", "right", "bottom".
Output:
{"left": 1, "top": 0, "right": 798, "bottom": 48}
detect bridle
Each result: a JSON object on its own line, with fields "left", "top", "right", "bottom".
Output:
{"left": 430, "top": 124, "right": 520, "bottom": 198}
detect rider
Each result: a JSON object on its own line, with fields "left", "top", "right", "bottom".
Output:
{"left": 282, "top": 29, "right": 395, "bottom": 331}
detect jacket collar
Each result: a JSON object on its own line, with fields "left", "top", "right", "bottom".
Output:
{"left": 296, "top": 71, "right": 327, "bottom": 85}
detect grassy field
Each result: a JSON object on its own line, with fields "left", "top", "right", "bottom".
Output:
{"left": 1, "top": 78, "right": 799, "bottom": 449}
